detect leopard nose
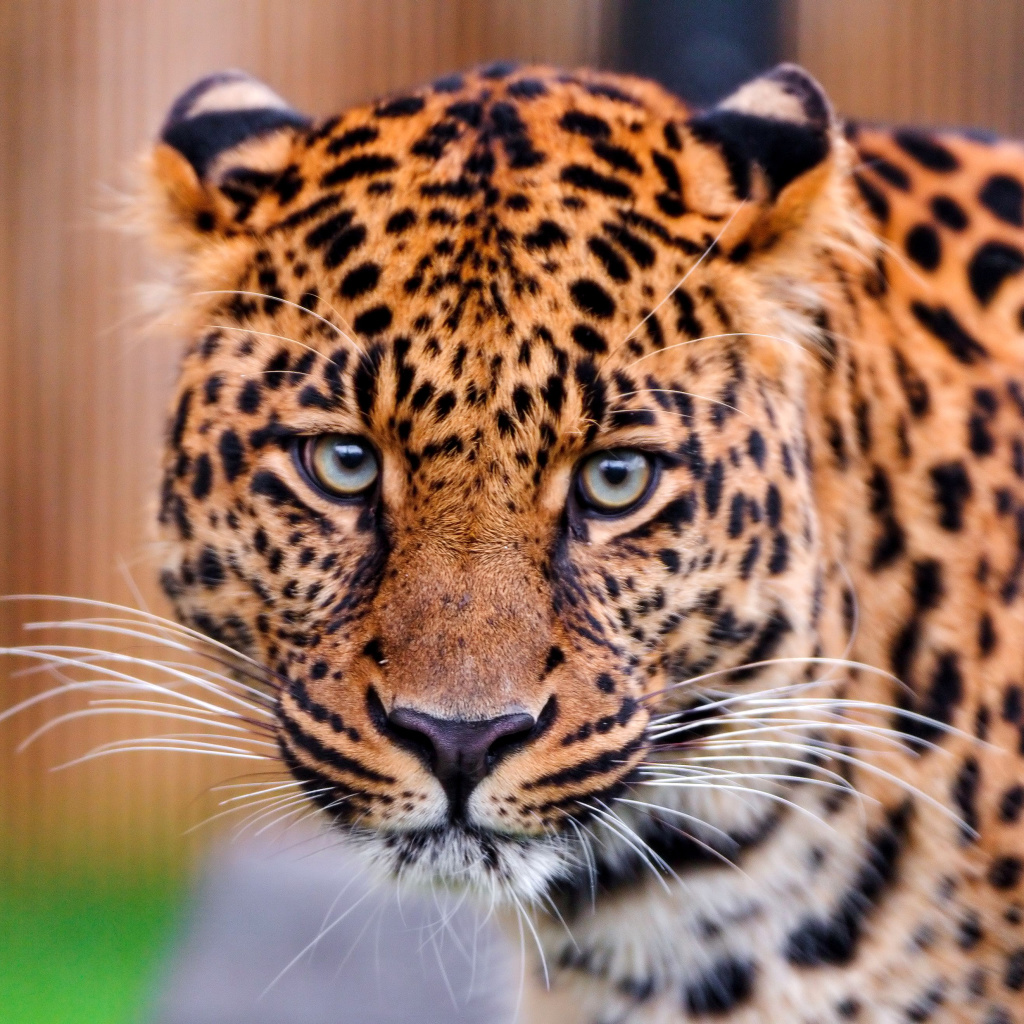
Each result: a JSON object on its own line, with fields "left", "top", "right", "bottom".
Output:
{"left": 387, "top": 706, "right": 536, "bottom": 808}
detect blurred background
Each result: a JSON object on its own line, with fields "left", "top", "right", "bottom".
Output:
{"left": 3, "top": 1, "right": 1024, "bottom": 1021}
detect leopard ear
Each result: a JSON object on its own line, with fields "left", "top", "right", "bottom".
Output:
{"left": 685, "top": 64, "right": 841, "bottom": 250}
{"left": 146, "top": 71, "right": 311, "bottom": 250}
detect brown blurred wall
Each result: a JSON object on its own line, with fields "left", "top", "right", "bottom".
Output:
{"left": 0, "top": 0, "right": 620, "bottom": 877}
{"left": 2, "top": 0, "right": 1024, "bottom": 876}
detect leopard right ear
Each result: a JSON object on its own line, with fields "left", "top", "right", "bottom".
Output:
{"left": 683, "top": 64, "right": 844, "bottom": 254}
{"left": 144, "top": 70, "right": 311, "bottom": 252}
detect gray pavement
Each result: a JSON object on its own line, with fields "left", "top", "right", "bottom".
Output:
{"left": 148, "top": 839, "right": 518, "bottom": 1024}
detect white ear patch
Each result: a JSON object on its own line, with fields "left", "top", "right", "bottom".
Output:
{"left": 718, "top": 63, "right": 832, "bottom": 131}
{"left": 160, "top": 70, "right": 309, "bottom": 179}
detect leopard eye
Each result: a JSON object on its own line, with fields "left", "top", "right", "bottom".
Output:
{"left": 577, "top": 449, "right": 654, "bottom": 514}
{"left": 303, "top": 435, "right": 379, "bottom": 498}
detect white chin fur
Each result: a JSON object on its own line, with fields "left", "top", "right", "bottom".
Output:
{"left": 345, "top": 826, "right": 577, "bottom": 904}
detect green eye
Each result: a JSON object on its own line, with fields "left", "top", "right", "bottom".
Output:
{"left": 577, "top": 449, "right": 654, "bottom": 514}
{"left": 304, "top": 435, "right": 379, "bottom": 497}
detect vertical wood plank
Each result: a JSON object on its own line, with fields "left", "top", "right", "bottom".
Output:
{"left": 791, "top": 0, "right": 1024, "bottom": 135}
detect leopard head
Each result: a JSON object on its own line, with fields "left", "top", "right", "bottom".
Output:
{"left": 145, "top": 63, "right": 857, "bottom": 901}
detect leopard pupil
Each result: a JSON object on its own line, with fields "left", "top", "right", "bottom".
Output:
{"left": 334, "top": 443, "right": 366, "bottom": 470}
{"left": 601, "top": 459, "right": 629, "bottom": 486}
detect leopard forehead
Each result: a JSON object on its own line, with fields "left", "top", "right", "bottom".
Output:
{"left": 169, "top": 67, "right": 811, "bottom": 522}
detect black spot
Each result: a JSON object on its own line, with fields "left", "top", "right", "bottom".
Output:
{"left": 602, "top": 222, "right": 655, "bottom": 268}
{"left": 1000, "top": 784, "right": 1024, "bottom": 823}
{"left": 969, "top": 413, "right": 995, "bottom": 456}
{"left": 203, "top": 373, "right": 224, "bottom": 405}
{"left": 354, "top": 305, "right": 392, "bottom": 336}
{"left": 968, "top": 241, "right": 1024, "bottom": 305}
{"left": 747, "top": 429, "right": 766, "bottom": 468}
{"left": 218, "top": 430, "right": 246, "bottom": 482}
{"left": 739, "top": 536, "right": 761, "bottom": 579}
{"left": 1006, "top": 949, "right": 1024, "bottom": 991}
{"left": 894, "top": 130, "right": 959, "bottom": 171}
{"left": 481, "top": 60, "right": 517, "bottom": 79}
{"left": 930, "top": 195, "right": 968, "bottom": 231}
{"left": 321, "top": 154, "right": 397, "bottom": 188}
{"left": 541, "top": 375, "right": 564, "bottom": 415}
{"left": 990, "top": 856, "right": 1023, "bottom": 889}
{"left": 524, "top": 220, "right": 569, "bottom": 250}
{"left": 979, "top": 612, "right": 997, "bottom": 656}
{"left": 305, "top": 209, "right": 355, "bottom": 250}
{"left": 951, "top": 756, "right": 980, "bottom": 840}
{"left": 587, "top": 237, "right": 630, "bottom": 281}
{"left": 574, "top": 360, "right": 607, "bottom": 426}
{"left": 727, "top": 493, "right": 745, "bottom": 537}
{"left": 658, "top": 549, "right": 680, "bottom": 573}
{"left": 324, "top": 224, "right": 368, "bottom": 269}
{"left": 595, "top": 672, "right": 616, "bottom": 693}
{"left": 238, "top": 380, "right": 262, "bottom": 413}
{"left": 930, "top": 461, "right": 972, "bottom": 530}
{"left": 905, "top": 224, "right": 941, "bottom": 270}
{"left": 671, "top": 289, "right": 703, "bottom": 338}
{"left": 496, "top": 409, "right": 515, "bottom": 437}
{"left": 560, "top": 110, "right": 611, "bottom": 139}
{"left": 376, "top": 94, "right": 425, "bottom": 118}
{"left": 560, "top": 164, "right": 633, "bottom": 200}
{"left": 570, "top": 279, "right": 615, "bottom": 319}
{"left": 340, "top": 261, "right": 380, "bottom": 299}
{"left": 198, "top": 546, "right": 224, "bottom": 588}
{"left": 704, "top": 460, "right": 723, "bottom": 516}
{"left": 911, "top": 301, "right": 988, "bottom": 364}
{"left": 912, "top": 559, "right": 943, "bottom": 611}
{"left": 508, "top": 78, "right": 547, "bottom": 99}
{"left": 768, "top": 532, "right": 789, "bottom": 574}
{"left": 980, "top": 174, "right": 1024, "bottom": 226}
{"left": 957, "top": 909, "right": 984, "bottom": 950}
{"left": 854, "top": 174, "right": 890, "bottom": 222}
{"left": 386, "top": 208, "right": 417, "bottom": 233}
{"left": 509, "top": 385, "right": 534, "bottom": 423}
{"left": 543, "top": 646, "right": 565, "bottom": 676}
{"left": 325, "top": 124, "right": 379, "bottom": 154}
{"left": 572, "top": 324, "right": 607, "bottom": 354}
{"left": 902, "top": 651, "right": 964, "bottom": 743}
{"left": 862, "top": 152, "right": 911, "bottom": 190}
{"left": 593, "top": 141, "right": 643, "bottom": 175}
{"left": 683, "top": 956, "right": 756, "bottom": 1015}
{"left": 434, "top": 391, "right": 456, "bottom": 421}
{"left": 190, "top": 453, "right": 212, "bottom": 500}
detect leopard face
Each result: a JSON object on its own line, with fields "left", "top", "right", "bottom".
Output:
{"left": 148, "top": 64, "right": 854, "bottom": 902}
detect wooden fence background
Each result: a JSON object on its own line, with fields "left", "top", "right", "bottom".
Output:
{"left": 2, "top": 0, "right": 1023, "bottom": 876}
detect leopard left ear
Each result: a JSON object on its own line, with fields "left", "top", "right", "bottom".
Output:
{"left": 145, "top": 70, "right": 311, "bottom": 251}
{"left": 685, "top": 64, "right": 842, "bottom": 248}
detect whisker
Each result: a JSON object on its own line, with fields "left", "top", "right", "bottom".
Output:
{"left": 191, "top": 290, "right": 364, "bottom": 357}
{"left": 619, "top": 200, "right": 747, "bottom": 347}
{"left": 640, "top": 655, "right": 909, "bottom": 705}
{"left": 16, "top": 705, "right": 253, "bottom": 752}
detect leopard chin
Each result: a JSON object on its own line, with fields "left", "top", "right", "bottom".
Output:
{"left": 347, "top": 825, "right": 577, "bottom": 904}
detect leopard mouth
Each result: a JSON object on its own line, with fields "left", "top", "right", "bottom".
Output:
{"left": 349, "top": 822, "right": 577, "bottom": 900}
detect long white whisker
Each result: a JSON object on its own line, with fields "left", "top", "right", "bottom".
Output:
{"left": 191, "top": 290, "right": 363, "bottom": 356}
{"left": 620, "top": 200, "right": 747, "bottom": 346}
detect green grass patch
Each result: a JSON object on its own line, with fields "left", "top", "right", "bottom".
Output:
{"left": 0, "top": 873, "right": 183, "bottom": 1024}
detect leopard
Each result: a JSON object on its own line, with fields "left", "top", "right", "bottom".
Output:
{"left": 138, "top": 60, "right": 1024, "bottom": 1022}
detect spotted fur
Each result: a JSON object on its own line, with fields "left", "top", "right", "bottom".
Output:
{"left": 142, "top": 63, "right": 1024, "bottom": 1022}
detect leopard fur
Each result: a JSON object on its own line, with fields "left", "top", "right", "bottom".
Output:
{"left": 143, "top": 63, "right": 1024, "bottom": 1022}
